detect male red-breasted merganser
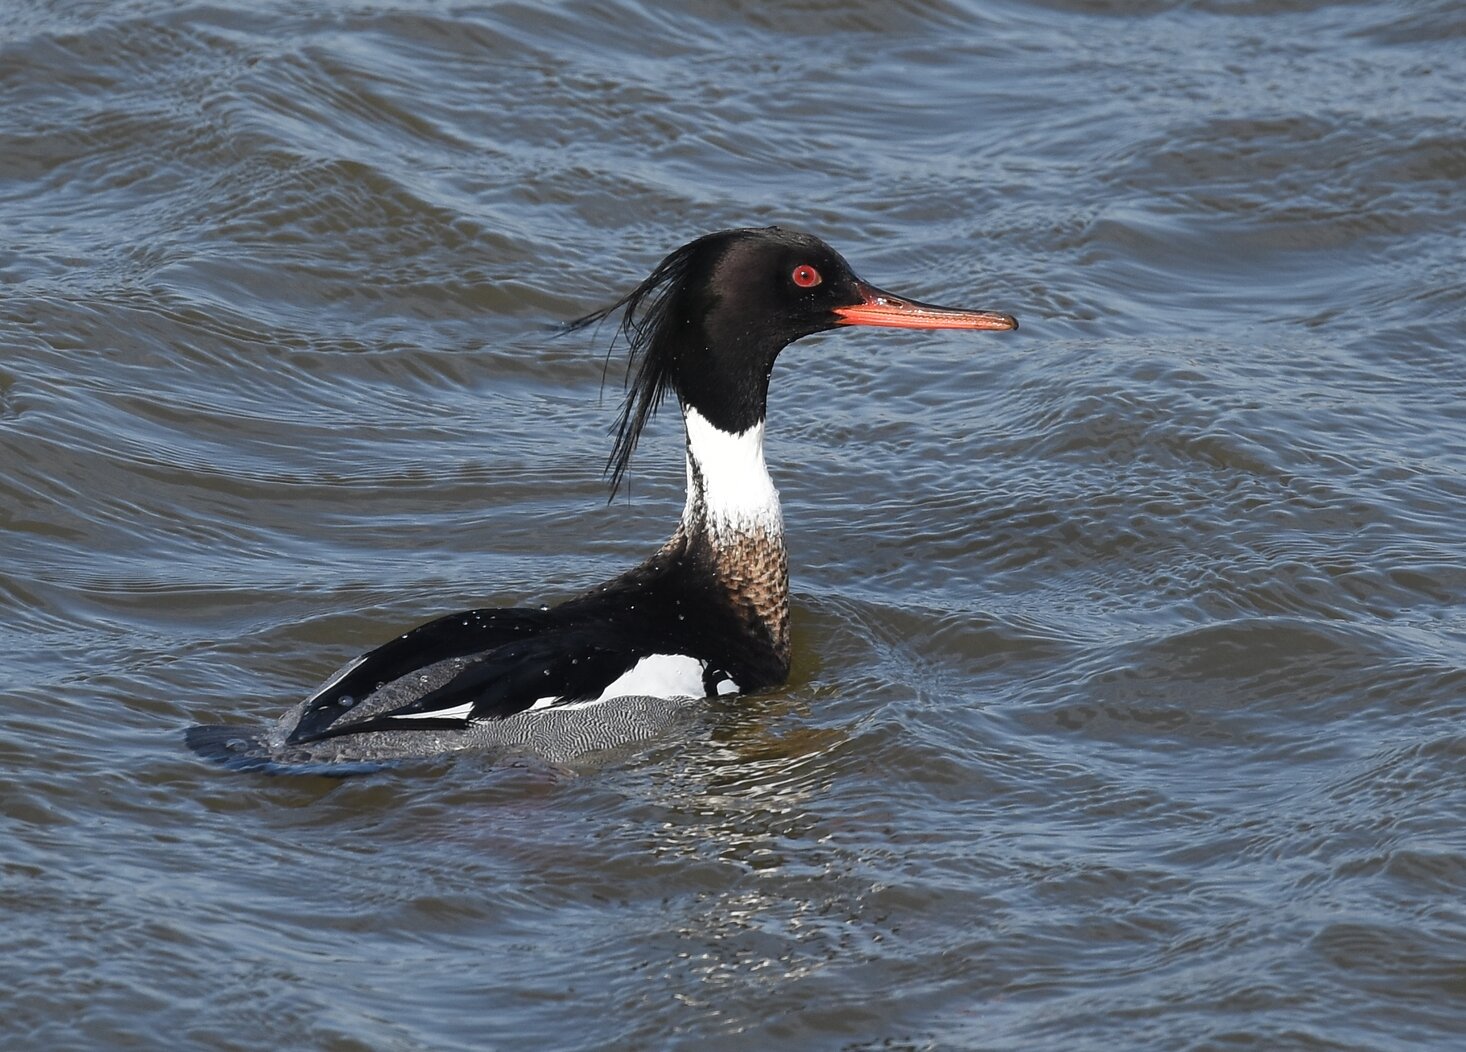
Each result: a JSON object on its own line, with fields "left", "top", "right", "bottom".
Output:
{"left": 186, "top": 227, "right": 1017, "bottom": 771}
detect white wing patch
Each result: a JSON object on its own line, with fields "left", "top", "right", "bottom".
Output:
{"left": 549, "top": 653, "right": 709, "bottom": 710}
{"left": 390, "top": 702, "right": 474, "bottom": 721}
{"left": 304, "top": 655, "right": 367, "bottom": 704}
{"left": 387, "top": 655, "right": 716, "bottom": 720}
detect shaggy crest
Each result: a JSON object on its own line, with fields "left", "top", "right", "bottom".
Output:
{"left": 564, "top": 230, "right": 761, "bottom": 500}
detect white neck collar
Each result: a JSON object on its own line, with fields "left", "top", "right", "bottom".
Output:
{"left": 681, "top": 406, "right": 783, "bottom": 536}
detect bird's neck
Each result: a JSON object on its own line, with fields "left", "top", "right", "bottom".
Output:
{"left": 680, "top": 406, "right": 782, "bottom": 538}
{"left": 677, "top": 405, "right": 789, "bottom": 664}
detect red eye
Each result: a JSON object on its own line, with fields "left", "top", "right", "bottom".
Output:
{"left": 792, "top": 264, "right": 821, "bottom": 288}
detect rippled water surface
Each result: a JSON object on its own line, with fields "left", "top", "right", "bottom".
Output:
{"left": 4, "top": 0, "right": 1466, "bottom": 1048}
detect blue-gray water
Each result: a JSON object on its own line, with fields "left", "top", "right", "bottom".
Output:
{"left": 3, "top": 1, "right": 1465, "bottom": 1048}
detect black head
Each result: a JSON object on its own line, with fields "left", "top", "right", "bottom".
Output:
{"left": 566, "top": 226, "right": 1017, "bottom": 496}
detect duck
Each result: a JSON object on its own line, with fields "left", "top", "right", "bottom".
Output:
{"left": 185, "top": 226, "right": 1017, "bottom": 771}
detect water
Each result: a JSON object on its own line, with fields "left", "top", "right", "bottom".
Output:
{"left": 3, "top": 0, "right": 1465, "bottom": 1047}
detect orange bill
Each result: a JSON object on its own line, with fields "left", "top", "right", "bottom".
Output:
{"left": 834, "top": 282, "right": 1018, "bottom": 331}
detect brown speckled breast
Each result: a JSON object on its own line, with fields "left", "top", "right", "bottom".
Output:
{"left": 704, "top": 523, "right": 789, "bottom": 668}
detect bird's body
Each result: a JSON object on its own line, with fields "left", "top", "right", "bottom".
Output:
{"left": 186, "top": 227, "right": 1016, "bottom": 772}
